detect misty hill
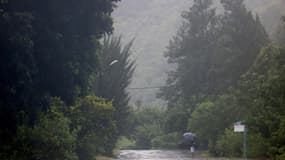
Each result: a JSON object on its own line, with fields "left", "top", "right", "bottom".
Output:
{"left": 112, "top": 0, "right": 285, "bottom": 106}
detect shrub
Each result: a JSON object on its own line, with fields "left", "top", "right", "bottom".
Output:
{"left": 11, "top": 98, "right": 78, "bottom": 160}
{"left": 215, "top": 128, "right": 243, "bottom": 157}
{"left": 71, "top": 96, "right": 117, "bottom": 159}
{"left": 215, "top": 128, "right": 268, "bottom": 158}
{"left": 151, "top": 132, "right": 180, "bottom": 149}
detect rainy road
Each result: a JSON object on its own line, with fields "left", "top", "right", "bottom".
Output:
{"left": 117, "top": 150, "right": 206, "bottom": 160}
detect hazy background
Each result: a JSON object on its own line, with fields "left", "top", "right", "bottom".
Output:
{"left": 112, "top": 0, "right": 285, "bottom": 106}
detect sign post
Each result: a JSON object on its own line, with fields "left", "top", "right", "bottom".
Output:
{"left": 234, "top": 121, "right": 246, "bottom": 160}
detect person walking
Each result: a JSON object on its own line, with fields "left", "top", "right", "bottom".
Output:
{"left": 190, "top": 145, "right": 195, "bottom": 157}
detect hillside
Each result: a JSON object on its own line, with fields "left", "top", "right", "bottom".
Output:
{"left": 112, "top": 0, "right": 285, "bottom": 106}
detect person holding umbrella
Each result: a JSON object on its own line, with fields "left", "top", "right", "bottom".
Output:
{"left": 183, "top": 132, "right": 196, "bottom": 157}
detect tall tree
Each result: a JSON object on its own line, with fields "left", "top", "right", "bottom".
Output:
{"left": 0, "top": 0, "right": 120, "bottom": 157}
{"left": 159, "top": 0, "right": 268, "bottom": 107}
{"left": 29, "top": 0, "right": 120, "bottom": 106}
{"left": 0, "top": 5, "right": 37, "bottom": 153}
{"left": 275, "top": 16, "right": 285, "bottom": 44}
{"left": 94, "top": 36, "right": 135, "bottom": 135}
{"left": 218, "top": 0, "right": 268, "bottom": 88}
{"left": 159, "top": 0, "right": 218, "bottom": 106}
{"left": 0, "top": 0, "right": 120, "bottom": 113}
{"left": 239, "top": 44, "right": 285, "bottom": 159}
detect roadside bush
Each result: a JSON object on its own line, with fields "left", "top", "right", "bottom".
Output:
{"left": 247, "top": 133, "right": 268, "bottom": 158}
{"left": 11, "top": 98, "right": 78, "bottom": 160}
{"left": 71, "top": 96, "right": 117, "bottom": 159}
{"left": 133, "top": 125, "right": 153, "bottom": 149}
{"left": 187, "top": 95, "right": 242, "bottom": 150}
{"left": 131, "top": 107, "right": 165, "bottom": 149}
{"left": 269, "top": 117, "right": 285, "bottom": 160}
{"left": 215, "top": 128, "right": 243, "bottom": 157}
{"left": 215, "top": 128, "right": 268, "bottom": 158}
{"left": 151, "top": 132, "right": 180, "bottom": 149}
{"left": 164, "top": 105, "right": 190, "bottom": 134}
{"left": 116, "top": 136, "right": 136, "bottom": 149}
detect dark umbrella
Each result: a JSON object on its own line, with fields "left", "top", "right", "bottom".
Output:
{"left": 183, "top": 132, "right": 196, "bottom": 141}
{"left": 178, "top": 132, "right": 196, "bottom": 149}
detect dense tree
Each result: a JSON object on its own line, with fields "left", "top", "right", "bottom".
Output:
{"left": 94, "top": 36, "right": 135, "bottom": 135}
{"left": 187, "top": 95, "right": 240, "bottom": 149}
{"left": 195, "top": 44, "right": 285, "bottom": 158}
{"left": 218, "top": 0, "right": 268, "bottom": 86}
{"left": 239, "top": 44, "right": 285, "bottom": 159}
{"left": 0, "top": 3, "right": 37, "bottom": 147}
{"left": 0, "top": 96, "right": 118, "bottom": 160}
{"left": 71, "top": 96, "right": 117, "bottom": 159}
{"left": 215, "top": 128, "right": 268, "bottom": 158}
{"left": 157, "top": 1, "right": 269, "bottom": 151}
{"left": 130, "top": 107, "right": 166, "bottom": 149}
{"left": 156, "top": 0, "right": 273, "bottom": 157}
{"left": 0, "top": 98, "right": 78, "bottom": 160}
{"left": 159, "top": 0, "right": 268, "bottom": 107}
{"left": 29, "top": 0, "right": 120, "bottom": 105}
{"left": 164, "top": 104, "right": 190, "bottom": 134}
{"left": 159, "top": 0, "right": 218, "bottom": 106}
{"left": 275, "top": 17, "right": 285, "bottom": 44}
{"left": 0, "top": 0, "right": 120, "bottom": 114}
{"left": 0, "top": 0, "right": 120, "bottom": 159}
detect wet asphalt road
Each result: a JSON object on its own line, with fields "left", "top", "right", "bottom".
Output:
{"left": 117, "top": 150, "right": 205, "bottom": 160}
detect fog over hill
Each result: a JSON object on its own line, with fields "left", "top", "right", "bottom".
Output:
{"left": 112, "top": 0, "right": 285, "bottom": 106}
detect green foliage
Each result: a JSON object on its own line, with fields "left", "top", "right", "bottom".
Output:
{"left": 246, "top": 133, "right": 269, "bottom": 158}
{"left": 0, "top": 96, "right": 118, "bottom": 160}
{"left": 160, "top": 0, "right": 268, "bottom": 107}
{"left": 269, "top": 117, "right": 285, "bottom": 160}
{"left": 215, "top": 129, "right": 268, "bottom": 158}
{"left": 159, "top": 0, "right": 219, "bottom": 106}
{"left": 274, "top": 20, "right": 285, "bottom": 44}
{"left": 187, "top": 94, "right": 245, "bottom": 149}
{"left": 154, "top": 1, "right": 285, "bottom": 159}
{"left": 238, "top": 44, "right": 285, "bottom": 159}
{"left": 164, "top": 105, "right": 190, "bottom": 134}
{"left": 157, "top": 0, "right": 272, "bottom": 158}
{"left": 130, "top": 107, "right": 166, "bottom": 149}
{"left": 0, "top": 0, "right": 120, "bottom": 110}
{"left": 185, "top": 44, "right": 285, "bottom": 158}
{"left": 151, "top": 132, "right": 181, "bottom": 149}
{"left": 128, "top": 106, "right": 189, "bottom": 150}
{"left": 0, "top": 0, "right": 122, "bottom": 159}
{"left": 133, "top": 125, "right": 153, "bottom": 149}
{"left": 0, "top": 98, "right": 77, "bottom": 160}
{"left": 72, "top": 96, "right": 117, "bottom": 159}
{"left": 206, "top": 44, "right": 285, "bottom": 159}
{"left": 215, "top": 128, "right": 243, "bottom": 157}
{"left": 95, "top": 36, "right": 135, "bottom": 135}
{"left": 116, "top": 136, "right": 136, "bottom": 149}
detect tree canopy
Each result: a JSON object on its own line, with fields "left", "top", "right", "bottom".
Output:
{"left": 0, "top": 1, "right": 126, "bottom": 159}
{"left": 159, "top": 0, "right": 268, "bottom": 107}
{"left": 94, "top": 36, "right": 135, "bottom": 135}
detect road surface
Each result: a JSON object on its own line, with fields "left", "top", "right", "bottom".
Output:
{"left": 117, "top": 150, "right": 205, "bottom": 160}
